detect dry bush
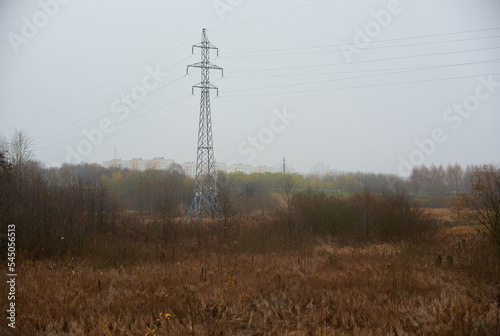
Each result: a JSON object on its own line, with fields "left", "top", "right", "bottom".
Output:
{"left": 462, "top": 163, "right": 500, "bottom": 253}
{"left": 293, "top": 191, "right": 437, "bottom": 243}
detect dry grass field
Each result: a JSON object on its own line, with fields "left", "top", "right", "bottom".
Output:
{"left": 2, "top": 223, "right": 499, "bottom": 336}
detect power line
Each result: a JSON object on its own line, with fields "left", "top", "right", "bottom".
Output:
{"left": 222, "top": 35, "right": 500, "bottom": 58}
{"left": 37, "top": 73, "right": 190, "bottom": 143}
{"left": 229, "top": 46, "right": 500, "bottom": 73}
{"left": 224, "top": 27, "right": 500, "bottom": 54}
{"left": 224, "top": 60, "right": 500, "bottom": 93}
{"left": 208, "top": 0, "right": 329, "bottom": 31}
{"left": 37, "top": 103, "right": 198, "bottom": 155}
{"left": 37, "top": 95, "right": 194, "bottom": 151}
{"left": 222, "top": 72, "right": 500, "bottom": 98}
{"left": 26, "top": 36, "right": 199, "bottom": 123}
{"left": 110, "top": 104, "right": 198, "bottom": 139}
{"left": 37, "top": 57, "right": 191, "bottom": 141}
{"left": 225, "top": 58, "right": 500, "bottom": 79}
{"left": 34, "top": 55, "right": 500, "bottom": 149}
{"left": 29, "top": 18, "right": 500, "bottom": 161}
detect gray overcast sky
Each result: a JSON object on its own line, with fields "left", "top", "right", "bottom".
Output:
{"left": 1, "top": 0, "right": 499, "bottom": 176}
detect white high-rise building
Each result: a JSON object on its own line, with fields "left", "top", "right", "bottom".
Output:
{"left": 227, "top": 163, "right": 252, "bottom": 174}
{"left": 103, "top": 157, "right": 174, "bottom": 171}
{"left": 182, "top": 161, "right": 196, "bottom": 177}
{"left": 182, "top": 161, "right": 227, "bottom": 177}
{"left": 104, "top": 158, "right": 296, "bottom": 175}
{"left": 252, "top": 165, "right": 278, "bottom": 174}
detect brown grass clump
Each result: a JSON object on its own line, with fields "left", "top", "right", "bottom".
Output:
{"left": 2, "top": 229, "right": 499, "bottom": 336}
{"left": 426, "top": 208, "right": 454, "bottom": 223}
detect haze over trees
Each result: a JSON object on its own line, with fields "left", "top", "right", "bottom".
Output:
{"left": 0, "top": 130, "right": 497, "bottom": 258}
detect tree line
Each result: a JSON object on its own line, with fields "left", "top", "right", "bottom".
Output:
{"left": 1, "top": 130, "right": 498, "bottom": 259}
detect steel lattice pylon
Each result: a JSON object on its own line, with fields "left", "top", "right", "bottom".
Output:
{"left": 186, "top": 28, "right": 224, "bottom": 221}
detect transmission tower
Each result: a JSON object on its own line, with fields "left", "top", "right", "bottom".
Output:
{"left": 186, "top": 28, "right": 224, "bottom": 221}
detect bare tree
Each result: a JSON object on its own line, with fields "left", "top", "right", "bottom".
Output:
{"left": 153, "top": 180, "right": 176, "bottom": 244}
{"left": 462, "top": 164, "right": 500, "bottom": 251}
{"left": 217, "top": 171, "right": 233, "bottom": 242}
{"left": 0, "top": 146, "right": 13, "bottom": 230}
{"left": 280, "top": 173, "right": 297, "bottom": 249}
{"left": 353, "top": 190, "right": 377, "bottom": 242}
{"left": 7, "top": 129, "right": 35, "bottom": 192}
{"left": 445, "top": 163, "right": 464, "bottom": 194}
{"left": 0, "top": 148, "right": 10, "bottom": 174}
{"left": 152, "top": 167, "right": 185, "bottom": 245}
{"left": 8, "top": 128, "right": 34, "bottom": 171}
{"left": 0, "top": 135, "right": 8, "bottom": 156}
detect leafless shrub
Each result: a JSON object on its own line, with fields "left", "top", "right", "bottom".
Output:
{"left": 461, "top": 163, "right": 500, "bottom": 253}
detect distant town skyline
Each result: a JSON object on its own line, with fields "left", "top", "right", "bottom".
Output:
{"left": 102, "top": 157, "right": 297, "bottom": 176}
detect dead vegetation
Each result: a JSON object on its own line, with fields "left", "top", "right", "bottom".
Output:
{"left": 2, "top": 225, "right": 499, "bottom": 336}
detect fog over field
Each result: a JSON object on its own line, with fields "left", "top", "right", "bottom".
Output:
{"left": 1, "top": 0, "right": 499, "bottom": 175}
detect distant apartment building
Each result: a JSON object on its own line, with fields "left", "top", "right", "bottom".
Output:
{"left": 149, "top": 157, "right": 175, "bottom": 170}
{"left": 215, "top": 162, "right": 226, "bottom": 173}
{"left": 252, "top": 165, "right": 279, "bottom": 174}
{"left": 227, "top": 163, "right": 252, "bottom": 174}
{"left": 103, "top": 159, "right": 130, "bottom": 170}
{"left": 104, "top": 158, "right": 289, "bottom": 175}
{"left": 182, "top": 161, "right": 227, "bottom": 177}
{"left": 182, "top": 161, "right": 196, "bottom": 177}
{"left": 103, "top": 157, "right": 174, "bottom": 171}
